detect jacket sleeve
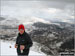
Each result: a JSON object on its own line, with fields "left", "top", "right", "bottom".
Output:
{"left": 16, "top": 34, "right": 19, "bottom": 44}
{"left": 25, "top": 34, "right": 33, "bottom": 49}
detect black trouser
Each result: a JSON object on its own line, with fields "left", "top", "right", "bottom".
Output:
{"left": 17, "top": 48, "right": 29, "bottom": 56}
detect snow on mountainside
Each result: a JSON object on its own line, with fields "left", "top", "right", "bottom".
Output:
{"left": 0, "top": 16, "right": 51, "bottom": 26}
{"left": 0, "top": 16, "right": 19, "bottom": 26}
{"left": 1, "top": 40, "right": 46, "bottom": 56}
{"left": 17, "top": 16, "right": 51, "bottom": 25}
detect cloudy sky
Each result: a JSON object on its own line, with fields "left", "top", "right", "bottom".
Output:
{"left": 1, "top": 0, "right": 74, "bottom": 23}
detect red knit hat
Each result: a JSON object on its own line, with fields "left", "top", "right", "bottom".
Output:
{"left": 18, "top": 24, "right": 25, "bottom": 31}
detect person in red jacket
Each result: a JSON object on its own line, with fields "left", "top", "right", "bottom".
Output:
{"left": 15, "top": 24, "right": 33, "bottom": 56}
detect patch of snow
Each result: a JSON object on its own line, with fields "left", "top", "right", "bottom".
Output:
{"left": 56, "top": 42, "right": 63, "bottom": 47}
{"left": 1, "top": 40, "right": 46, "bottom": 56}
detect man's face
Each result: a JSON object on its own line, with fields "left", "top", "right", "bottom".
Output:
{"left": 19, "top": 29, "right": 24, "bottom": 34}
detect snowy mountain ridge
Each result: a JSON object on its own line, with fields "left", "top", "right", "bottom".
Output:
{"left": 0, "top": 16, "right": 51, "bottom": 26}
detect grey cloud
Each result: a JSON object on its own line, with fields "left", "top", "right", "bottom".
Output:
{"left": 1, "top": 0, "right": 74, "bottom": 9}
{"left": 1, "top": 0, "right": 74, "bottom": 23}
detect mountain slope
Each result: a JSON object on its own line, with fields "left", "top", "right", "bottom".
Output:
{"left": 29, "top": 22, "right": 74, "bottom": 55}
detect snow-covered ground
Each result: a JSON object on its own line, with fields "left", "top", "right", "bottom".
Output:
{"left": 1, "top": 40, "right": 46, "bottom": 56}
